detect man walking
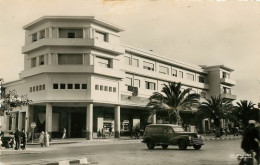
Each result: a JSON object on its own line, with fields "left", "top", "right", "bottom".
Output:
{"left": 14, "top": 128, "right": 21, "bottom": 150}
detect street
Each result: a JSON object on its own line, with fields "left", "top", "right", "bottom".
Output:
{"left": 0, "top": 139, "right": 244, "bottom": 165}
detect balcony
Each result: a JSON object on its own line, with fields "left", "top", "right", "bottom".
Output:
{"left": 20, "top": 65, "right": 124, "bottom": 79}
{"left": 22, "top": 38, "right": 124, "bottom": 55}
{"left": 220, "top": 78, "right": 236, "bottom": 86}
{"left": 221, "top": 93, "right": 237, "bottom": 100}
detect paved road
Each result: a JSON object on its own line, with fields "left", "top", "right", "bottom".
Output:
{"left": 0, "top": 139, "right": 244, "bottom": 165}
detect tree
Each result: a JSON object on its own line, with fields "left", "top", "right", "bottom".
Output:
{"left": 0, "top": 78, "right": 32, "bottom": 115}
{"left": 197, "top": 95, "right": 233, "bottom": 137}
{"left": 146, "top": 82, "right": 200, "bottom": 125}
{"left": 233, "top": 100, "right": 256, "bottom": 129}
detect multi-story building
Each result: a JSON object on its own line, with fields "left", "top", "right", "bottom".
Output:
{"left": 1, "top": 16, "right": 236, "bottom": 139}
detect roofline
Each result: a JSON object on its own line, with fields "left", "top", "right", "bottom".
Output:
{"left": 202, "top": 65, "right": 234, "bottom": 72}
{"left": 23, "top": 16, "right": 125, "bottom": 32}
{"left": 122, "top": 43, "right": 208, "bottom": 74}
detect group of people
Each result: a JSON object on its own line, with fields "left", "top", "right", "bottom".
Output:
{"left": 39, "top": 131, "right": 50, "bottom": 147}
{"left": 13, "top": 128, "right": 27, "bottom": 150}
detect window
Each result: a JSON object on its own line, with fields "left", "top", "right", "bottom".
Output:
{"left": 95, "top": 31, "right": 108, "bottom": 42}
{"left": 58, "top": 54, "right": 83, "bottom": 65}
{"left": 60, "top": 83, "right": 66, "bottom": 89}
{"left": 96, "top": 57, "right": 110, "bottom": 68}
{"left": 39, "top": 85, "right": 42, "bottom": 91}
{"left": 159, "top": 66, "right": 169, "bottom": 74}
{"left": 33, "top": 86, "right": 35, "bottom": 92}
{"left": 39, "top": 30, "right": 45, "bottom": 39}
{"left": 30, "top": 87, "right": 32, "bottom": 92}
{"left": 145, "top": 81, "right": 156, "bottom": 90}
{"left": 132, "top": 58, "right": 139, "bottom": 67}
{"left": 222, "top": 87, "right": 231, "bottom": 94}
{"left": 75, "top": 84, "right": 80, "bottom": 89}
{"left": 186, "top": 73, "right": 195, "bottom": 81}
{"left": 53, "top": 84, "right": 58, "bottom": 89}
{"left": 39, "top": 55, "right": 44, "bottom": 65}
{"left": 68, "top": 84, "right": 73, "bottom": 89}
{"left": 100, "top": 85, "right": 104, "bottom": 91}
{"left": 143, "top": 61, "right": 154, "bottom": 71}
{"left": 82, "top": 84, "right": 87, "bottom": 89}
{"left": 59, "top": 28, "right": 83, "bottom": 38}
{"left": 134, "top": 79, "right": 140, "bottom": 88}
{"left": 109, "top": 87, "right": 112, "bottom": 92}
{"left": 113, "top": 87, "right": 116, "bottom": 92}
{"left": 222, "top": 72, "right": 230, "bottom": 79}
{"left": 198, "top": 76, "right": 205, "bottom": 83}
{"left": 179, "top": 71, "right": 183, "bottom": 78}
{"left": 125, "top": 77, "right": 132, "bottom": 86}
{"left": 32, "top": 33, "right": 37, "bottom": 42}
{"left": 95, "top": 85, "right": 99, "bottom": 90}
{"left": 172, "top": 69, "right": 177, "bottom": 77}
{"left": 104, "top": 86, "right": 108, "bottom": 91}
{"left": 42, "top": 84, "right": 45, "bottom": 90}
{"left": 124, "top": 56, "right": 131, "bottom": 65}
{"left": 31, "top": 58, "right": 36, "bottom": 68}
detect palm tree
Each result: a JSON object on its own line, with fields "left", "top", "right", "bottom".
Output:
{"left": 146, "top": 82, "right": 200, "bottom": 125}
{"left": 198, "top": 95, "right": 233, "bottom": 137}
{"left": 234, "top": 100, "right": 255, "bottom": 129}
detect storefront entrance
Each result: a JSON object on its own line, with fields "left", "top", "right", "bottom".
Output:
{"left": 71, "top": 112, "right": 86, "bottom": 138}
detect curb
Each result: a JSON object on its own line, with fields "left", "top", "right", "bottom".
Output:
{"left": 32, "top": 158, "right": 88, "bottom": 165}
{"left": 204, "top": 136, "right": 241, "bottom": 141}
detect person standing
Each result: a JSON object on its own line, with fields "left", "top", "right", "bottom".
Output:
{"left": 62, "top": 128, "right": 66, "bottom": 140}
{"left": 14, "top": 128, "right": 21, "bottom": 150}
{"left": 21, "top": 129, "right": 27, "bottom": 150}
{"left": 44, "top": 131, "right": 50, "bottom": 147}
{"left": 39, "top": 131, "right": 45, "bottom": 147}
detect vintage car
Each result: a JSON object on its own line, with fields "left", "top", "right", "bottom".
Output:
{"left": 142, "top": 124, "right": 204, "bottom": 150}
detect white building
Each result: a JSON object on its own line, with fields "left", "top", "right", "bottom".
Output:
{"left": 1, "top": 16, "right": 236, "bottom": 139}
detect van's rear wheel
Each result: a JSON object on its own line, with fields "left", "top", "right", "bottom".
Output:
{"left": 161, "top": 145, "right": 168, "bottom": 149}
{"left": 193, "top": 145, "right": 202, "bottom": 150}
{"left": 147, "top": 140, "right": 155, "bottom": 150}
{"left": 178, "top": 140, "right": 187, "bottom": 150}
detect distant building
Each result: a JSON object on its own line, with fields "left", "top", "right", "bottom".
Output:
{"left": 1, "top": 16, "right": 236, "bottom": 139}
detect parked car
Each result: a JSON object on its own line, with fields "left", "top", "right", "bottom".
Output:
{"left": 142, "top": 124, "right": 204, "bottom": 150}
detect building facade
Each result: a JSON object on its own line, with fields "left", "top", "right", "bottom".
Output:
{"left": 1, "top": 16, "right": 236, "bottom": 139}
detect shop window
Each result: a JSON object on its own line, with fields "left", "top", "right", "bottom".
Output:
{"left": 75, "top": 84, "right": 80, "bottom": 89}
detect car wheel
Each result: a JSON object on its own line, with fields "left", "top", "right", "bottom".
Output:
{"left": 147, "top": 140, "right": 155, "bottom": 150}
{"left": 161, "top": 145, "right": 168, "bottom": 149}
{"left": 193, "top": 145, "right": 202, "bottom": 150}
{"left": 178, "top": 140, "right": 187, "bottom": 150}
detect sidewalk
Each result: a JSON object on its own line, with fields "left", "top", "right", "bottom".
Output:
{"left": 0, "top": 134, "right": 242, "bottom": 156}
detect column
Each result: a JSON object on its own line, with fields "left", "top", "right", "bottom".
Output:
{"left": 68, "top": 111, "right": 71, "bottom": 138}
{"left": 152, "top": 114, "right": 156, "bottom": 124}
{"left": 18, "top": 111, "right": 23, "bottom": 130}
{"left": 114, "top": 105, "right": 120, "bottom": 138}
{"left": 25, "top": 105, "right": 34, "bottom": 133}
{"left": 11, "top": 113, "right": 17, "bottom": 131}
{"left": 86, "top": 103, "right": 93, "bottom": 140}
{"left": 45, "top": 103, "right": 53, "bottom": 135}
{"left": 5, "top": 112, "right": 10, "bottom": 131}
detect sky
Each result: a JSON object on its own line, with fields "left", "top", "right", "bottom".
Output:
{"left": 0, "top": 0, "right": 259, "bottom": 104}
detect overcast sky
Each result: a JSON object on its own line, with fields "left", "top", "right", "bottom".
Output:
{"left": 0, "top": 0, "right": 259, "bottom": 104}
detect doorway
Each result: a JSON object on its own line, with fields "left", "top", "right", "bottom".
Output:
{"left": 71, "top": 112, "right": 86, "bottom": 138}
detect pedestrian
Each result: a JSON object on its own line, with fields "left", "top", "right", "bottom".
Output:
{"left": 101, "top": 128, "right": 105, "bottom": 138}
{"left": 241, "top": 120, "right": 260, "bottom": 164}
{"left": 62, "top": 128, "right": 66, "bottom": 140}
{"left": 21, "top": 129, "right": 27, "bottom": 150}
{"left": 109, "top": 127, "right": 112, "bottom": 137}
{"left": 98, "top": 129, "right": 101, "bottom": 138}
{"left": 39, "top": 131, "right": 45, "bottom": 147}
{"left": 14, "top": 128, "right": 21, "bottom": 150}
{"left": 44, "top": 131, "right": 50, "bottom": 147}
